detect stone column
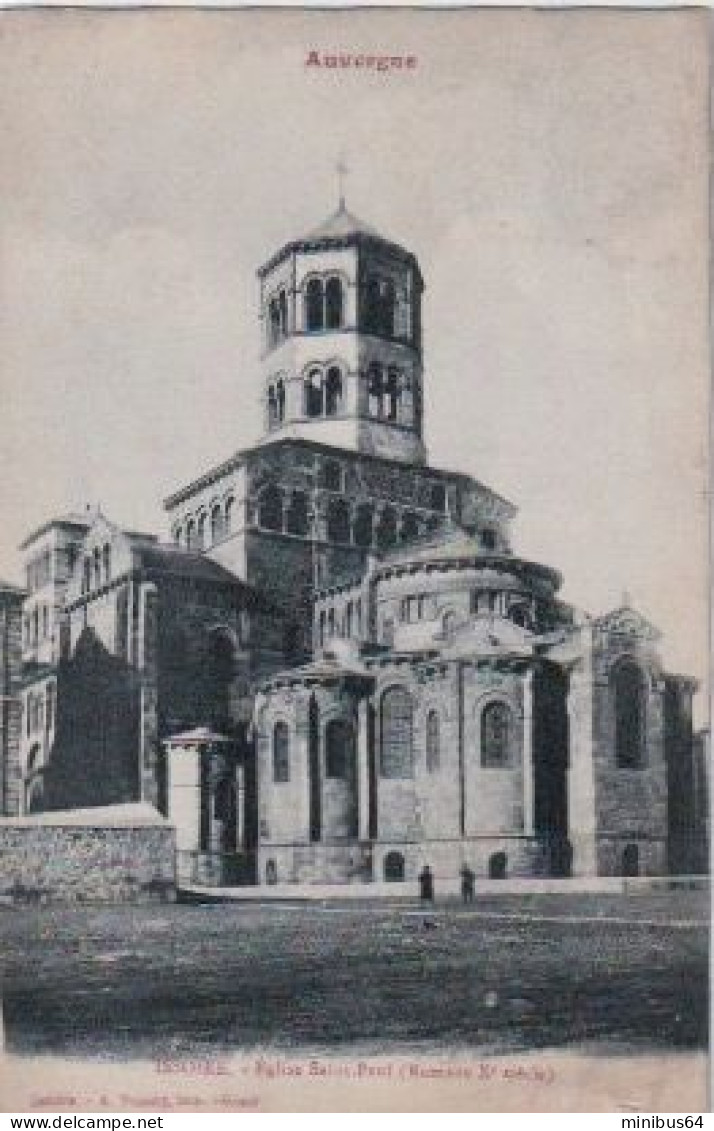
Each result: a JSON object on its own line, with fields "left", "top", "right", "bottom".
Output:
{"left": 294, "top": 695, "right": 312, "bottom": 842}
{"left": 138, "top": 582, "right": 159, "bottom": 806}
{"left": 522, "top": 666, "right": 535, "bottom": 836}
{"left": 357, "top": 698, "right": 370, "bottom": 840}
{"left": 567, "top": 633, "right": 598, "bottom": 876}
{"left": 167, "top": 743, "right": 201, "bottom": 883}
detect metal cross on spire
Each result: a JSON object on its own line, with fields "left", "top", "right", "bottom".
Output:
{"left": 336, "top": 158, "right": 349, "bottom": 210}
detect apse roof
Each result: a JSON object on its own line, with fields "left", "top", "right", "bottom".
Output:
{"left": 370, "top": 520, "right": 563, "bottom": 589}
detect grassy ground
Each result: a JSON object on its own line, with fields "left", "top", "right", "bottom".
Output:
{"left": 1, "top": 890, "right": 708, "bottom": 1060}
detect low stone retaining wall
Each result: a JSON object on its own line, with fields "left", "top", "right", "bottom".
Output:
{"left": 0, "top": 803, "right": 176, "bottom": 905}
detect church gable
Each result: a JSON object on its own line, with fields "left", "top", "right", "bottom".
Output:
{"left": 593, "top": 606, "right": 662, "bottom": 644}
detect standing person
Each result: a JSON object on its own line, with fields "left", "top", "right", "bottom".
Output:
{"left": 460, "top": 863, "right": 475, "bottom": 904}
{"left": 418, "top": 863, "right": 434, "bottom": 904}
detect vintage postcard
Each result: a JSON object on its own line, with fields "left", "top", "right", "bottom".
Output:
{"left": 0, "top": 6, "right": 709, "bottom": 1114}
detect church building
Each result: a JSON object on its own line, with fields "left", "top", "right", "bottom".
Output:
{"left": 1, "top": 200, "right": 707, "bottom": 885}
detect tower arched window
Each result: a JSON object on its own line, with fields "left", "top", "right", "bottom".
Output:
{"left": 325, "top": 366, "right": 343, "bottom": 416}
{"left": 102, "top": 543, "right": 111, "bottom": 583}
{"left": 224, "top": 497, "right": 234, "bottom": 533}
{"left": 365, "top": 274, "right": 396, "bottom": 337}
{"left": 258, "top": 485, "right": 283, "bottom": 532}
{"left": 327, "top": 498, "right": 351, "bottom": 544}
{"left": 210, "top": 503, "right": 223, "bottom": 544}
{"left": 268, "top": 289, "right": 288, "bottom": 347}
{"left": 93, "top": 547, "right": 102, "bottom": 588}
{"left": 286, "top": 491, "right": 309, "bottom": 537}
{"left": 612, "top": 660, "right": 646, "bottom": 769}
{"left": 386, "top": 368, "right": 399, "bottom": 421}
{"left": 278, "top": 290, "right": 288, "bottom": 338}
{"left": 83, "top": 558, "right": 91, "bottom": 593}
{"left": 426, "top": 709, "right": 440, "bottom": 773}
{"left": 276, "top": 378, "right": 286, "bottom": 422}
{"left": 273, "top": 721, "right": 290, "bottom": 783}
{"left": 267, "top": 384, "right": 278, "bottom": 429}
{"left": 318, "top": 610, "right": 326, "bottom": 648}
{"left": 345, "top": 601, "right": 353, "bottom": 638}
{"left": 380, "top": 687, "right": 414, "bottom": 779}
{"left": 304, "top": 368, "right": 324, "bottom": 417}
{"left": 325, "top": 277, "right": 344, "bottom": 330}
{"left": 305, "top": 278, "right": 324, "bottom": 332}
{"left": 368, "top": 364, "right": 384, "bottom": 418}
{"left": 481, "top": 701, "right": 513, "bottom": 768}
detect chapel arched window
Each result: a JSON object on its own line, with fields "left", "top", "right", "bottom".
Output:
{"left": 286, "top": 491, "right": 309, "bottom": 537}
{"left": 380, "top": 687, "right": 414, "bottom": 779}
{"left": 320, "top": 459, "right": 343, "bottom": 491}
{"left": 376, "top": 506, "right": 397, "bottom": 550}
{"left": 185, "top": 519, "right": 196, "bottom": 550}
{"left": 481, "top": 701, "right": 513, "bottom": 768}
{"left": 613, "top": 661, "right": 646, "bottom": 769}
{"left": 273, "top": 721, "right": 290, "bottom": 783}
{"left": 327, "top": 499, "right": 351, "bottom": 544}
{"left": 197, "top": 512, "right": 207, "bottom": 549}
{"left": 211, "top": 503, "right": 223, "bottom": 544}
{"left": 102, "top": 543, "right": 111, "bottom": 584}
{"left": 93, "top": 547, "right": 102, "bottom": 588}
{"left": 401, "top": 512, "right": 419, "bottom": 543}
{"left": 224, "top": 497, "right": 234, "bottom": 533}
{"left": 354, "top": 504, "right": 374, "bottom": 548}
{"left": 259, "top": 485, "right": 283, "bottom": 532}
{"left": 481, "top": 528, "right": 497, "bottom": 551}
{"left": 426, "top": 709, "right": 440, "bottom": 773}
{"left": 325, "top": 718, "right": 354, "bottom": 780}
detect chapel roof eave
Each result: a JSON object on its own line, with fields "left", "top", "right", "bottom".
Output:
{"left": 162, "top": 435, "right": 516, "bottom": 517}
{"left": 371, "top": 549, "right": 562, "bottom": 592}
{"left": 258, "top": 661, "right": 375, "bottom": 695}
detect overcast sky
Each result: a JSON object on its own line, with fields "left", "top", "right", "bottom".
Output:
{"left": 0, "top": 9, "right": 708, "bottom": 712}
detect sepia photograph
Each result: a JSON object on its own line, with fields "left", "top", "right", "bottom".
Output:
{"left": 0, "top": 6, "right": 709, "bottom": 1113}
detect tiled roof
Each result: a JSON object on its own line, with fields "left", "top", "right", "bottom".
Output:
{"left": 304, "top": 203, "right": 383, "bottom": 241}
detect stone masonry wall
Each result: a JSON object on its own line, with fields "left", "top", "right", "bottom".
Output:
{"left": 0, "top": 820, "right": 176, "bottom": 905}
{"left": 0, "top": 599, "right": 23, "bottom": 816}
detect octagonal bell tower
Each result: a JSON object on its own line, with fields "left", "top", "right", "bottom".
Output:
{"left": 257, "top": 201, "right": 426, "bottom": 465}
